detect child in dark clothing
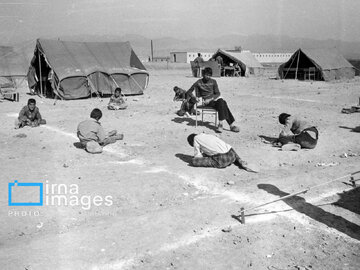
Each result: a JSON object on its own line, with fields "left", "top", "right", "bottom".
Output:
{"left": 173, "top": 86, "right": 198, "bottom": 116}
{"left": 15, "top": 98, "right": 46, "bottom": 129}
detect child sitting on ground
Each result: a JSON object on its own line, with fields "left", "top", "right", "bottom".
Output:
{"left": 108, "top": 87, "right": 128, "bottom": 110}
{"left": 77, "top": 108, "right": 124, "bottom": 154}
{"left": 15, "top": 98, "right": 46, "bottom": 129}
{"left": 173, "top": 86, "right": 198, "bottom": 116}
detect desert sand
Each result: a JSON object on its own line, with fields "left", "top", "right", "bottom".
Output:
{"left": 1, "top": 68, "right": 359, "bottom": 269}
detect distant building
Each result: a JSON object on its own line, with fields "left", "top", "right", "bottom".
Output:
{"left": 252, "top": 53, "right": 292, "bottom": 64}
{"left": 170, "top": 52, "right": 212, "bottom": 63}
{"left": 152, "top": 56, "right": 170, "bottom": 62}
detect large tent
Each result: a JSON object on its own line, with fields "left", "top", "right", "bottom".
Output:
{"left": 0, "top": 44, "right": 33, "bottom": 88}
{"left": 278, "top": 48, "right": 355, "bottom": 81}
{"left": 27, "top": 39, "right": 149, "bottom": 99}
{"left": 212, "top": 49, "right": 264, "bottom": 76}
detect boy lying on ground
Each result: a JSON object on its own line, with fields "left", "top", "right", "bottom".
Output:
{"left": 186, "top": 133, "right": 259, "bottom": 172}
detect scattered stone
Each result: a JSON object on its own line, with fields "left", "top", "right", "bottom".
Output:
{"left": 133, "top": 98, "right": 139, "bottom": 101}
{"left": 63, "top": 163, "right": 69, "bottom": 168}
{"left": 315, "top": 162, "right": 339, "bottom": 167}
{"left": 221, "top": 226, "right": 232, "bottom": 233}
{"left": 340, "top": 153, "right": 348, "bottom": 158}
{"left": 14, "top": 133, "right": 27, "bottom": 138}
{"left": 226, "top": 181, "right": 235, "bottom": 185}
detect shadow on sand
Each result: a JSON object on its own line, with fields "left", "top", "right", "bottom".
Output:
{"left": 339, "top": 125, "right": 360, "bottom": 133}
{"left": 175, "top": 153, "right": 193, "bottom": 166}
{"left": 172, "top": 117, "right": 217, "bottom": 132}
{"left": 256, "top": 183, "right": 360, "bottom": 241}
{"left": 73, "top": 142, "right": 85, "bottom": 149}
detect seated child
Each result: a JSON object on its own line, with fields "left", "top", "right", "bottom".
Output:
{"left": 108, "top": 87, "right": 127, "bottom": 110}
{"left": 173, "top": 86, "right": 198, "bottom": 116}
{"left": 77, "top": 108, "right": 124, "bottom": 154}
{"left": 276, "top": 113, "right": 319, "bottom": 150}
{"left": 15, "top": 98, "right": 46, "bottom": 129}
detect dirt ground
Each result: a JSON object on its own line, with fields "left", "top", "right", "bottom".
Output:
{"left": 1, "top": 68, "right": 360, "bottom": 270}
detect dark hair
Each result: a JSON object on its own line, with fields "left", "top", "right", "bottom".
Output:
{"left": 187, "top": 133, "right": 197, "bottom": 147}
{"left": 173, "top": 86, "right": 179, "bottom": 92}
{"left": 114, "top": 87, "right": 122, "bottom": 94}
{"left": 28, "top": 98, "right": 36, "bottom": 105}
{"left": 90, "top": 108, "right": 103, "bottom": 120}
{"left": 203, "top": 67, "right": 212, "bottom": 76}
{"left": 278, "top": 113, "right": 291, "bottom": 125}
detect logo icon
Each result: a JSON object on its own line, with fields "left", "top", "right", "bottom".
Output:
{"left": 8, "top": 180, "right": 43, "bottom": 206}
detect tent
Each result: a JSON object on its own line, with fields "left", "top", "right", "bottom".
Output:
{"left": 212, "top": 49, "right": 264, "bottom": 76}
{"left": 27, "top": 39, "right": 149, "bottom": 99}
{"left": 278, "top": 48, "right": 355, "bottom": 81}
{"left": 0, "top": 44, "right": 33, "bottom": 88}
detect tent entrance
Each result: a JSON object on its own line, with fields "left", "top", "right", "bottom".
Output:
{"left": 30, "top": 50, "right": 54, "bottom": 97}
{"left": 281, "top": 51, "right": 321, "bottom": 81}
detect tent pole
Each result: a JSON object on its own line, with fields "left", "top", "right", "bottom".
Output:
{"left": 295, "top": 51, "right": 300, "bottom": 80}
{"left": 38, "top": 50, "right": 43, "bottom": 97}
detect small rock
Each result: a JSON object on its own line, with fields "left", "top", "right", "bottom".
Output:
{"left": 14, "top": 133, "right": 27, "bottom": 138}
{"left": 340, "top": 153, "right": 348, "bottom": 158}
{"left": 226, "top": 181, "right": 235, "bottom": 185}
{"left": 63, "top": 163, "right": 69, "bottom": 168}
{"left": 222, "top": 226, "right": 232, "bottom": 233}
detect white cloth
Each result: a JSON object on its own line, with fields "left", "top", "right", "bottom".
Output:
{"left": 193, "top": 133, "right": 232, "bottom": 158}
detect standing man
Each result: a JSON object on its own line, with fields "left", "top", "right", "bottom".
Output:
{"left": 186, "top": 67, "right": 240, "bottom": 133}
{"left": 186, "top": 133, "right": 258, "bottom": 172}
{"left": 194, "top": 53, "right": 204, "bottom": 77}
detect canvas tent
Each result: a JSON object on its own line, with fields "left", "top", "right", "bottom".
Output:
{"left": 27, "top": 39, "right": 149, "bottom": 99}
{"left": 278, "top": 48, "right": 355, "bottom": 81}
{"left": 212, "top": 49, "right": 264, "bottom": 76}
{"left": 0, "top": 45, "right": 32, "bottom": 88}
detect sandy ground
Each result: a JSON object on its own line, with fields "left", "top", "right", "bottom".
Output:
{"left": 1, "top": 69, "right": 360, "bottom": 270}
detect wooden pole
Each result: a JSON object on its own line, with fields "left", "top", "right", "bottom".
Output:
{"left": 295, "top": 51, "right": 300, "bottom": 80}
{"left": 38, "top": 50, "right": 43, "bottom": 96}
{"left": 150, "top": 40, "right": 154, "bottom": 62}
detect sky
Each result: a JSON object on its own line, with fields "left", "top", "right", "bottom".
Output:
{"left": 1, "top": 0, "right": 360, "bottom": 45}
